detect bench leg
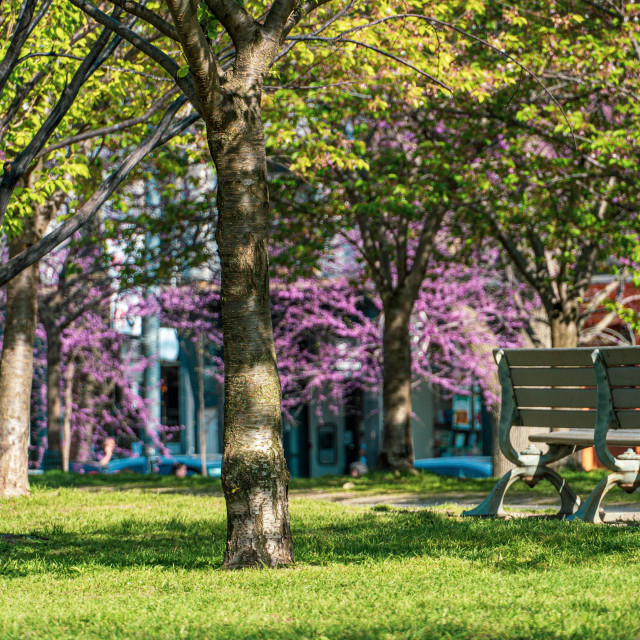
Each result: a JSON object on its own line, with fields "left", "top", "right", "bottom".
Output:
{"left": 539, "top": 466, "right": 582, "bottom": 516}
{"left": 566, "top": 471, "right": 639, "bottom": 524}
{"left": 462, "top": 466, "right": 581, "bottom": 518}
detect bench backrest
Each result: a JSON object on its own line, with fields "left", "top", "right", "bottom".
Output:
{"left": 497, "top": 347, "right": 640, "bottom": 430}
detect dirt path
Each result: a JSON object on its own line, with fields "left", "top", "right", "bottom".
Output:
{"left": 292, "top": 489, "right": 640, "bottom": 523}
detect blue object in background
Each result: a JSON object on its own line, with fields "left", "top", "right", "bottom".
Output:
{"left": 77, "top": 454, "right": 222, "bottom": 477}
{"left": 414, "top": 456, "right": 492, "bottom": 479}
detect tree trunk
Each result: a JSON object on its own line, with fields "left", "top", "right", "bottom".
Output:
{"left": 197, "top": 336, "right": 207, "bottom": 478}
{"left": 208, "top": 96, "right": 293, "bottom": 569}
{"left": 70, "top": 370, "right": 97, "bottom": 462}
{"left": 550, "top": 306, "right": 579, "bottom": 348}
{"left": 379, "top": 303, "right": 414, "bottom": 470}
{"left": 61, "top": 358, "right": 75, "bottom": 472}
{"left": 44, "top": 320, "right": 63, "bottom": 457}
{"left": 0, "top": 235, "right": 39, "bottom": 497}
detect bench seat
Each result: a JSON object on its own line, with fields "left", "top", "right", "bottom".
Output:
{"left": 530, "top": 429, "right": 640, "bottom": 447}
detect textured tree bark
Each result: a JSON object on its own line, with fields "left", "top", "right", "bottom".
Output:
{"left": 61, "top": 358, "right": 76, "bottom": 472}
{"left": 208, "top": 95, "right": 293, "bottom": 569}
{"left": 43, "top": 318, "right": 63, "bottom": 456}
{"left": 379, "top": 303, "right": 414, "bottom": 470}
{"left": 0, "top": 224, "right": 41, "bottom": 497}
{"left": 70, "top": 371, "right": 98, "bottom": 462}
{"left": 549, "top": 306, "right": 579, "bottom": 348}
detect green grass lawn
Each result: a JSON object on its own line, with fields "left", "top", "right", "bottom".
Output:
{"left": 31, "top": 467, "right": 636, "bottom": 502}
{"left": 0, "top": 472, "right": 639, "bottom": 639}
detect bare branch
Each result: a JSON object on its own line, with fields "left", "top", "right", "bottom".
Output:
{"left": 286, "top": 36, "right": 453, "bottom": 93}
{"left": 37, "top": 87, "right": 179, "bottom": 157}
{"left": 264, "top": 79, "right": 356, "bottom": 90}
{"left": 354, "top": 211, "right": 392, "bottom": 297}
{"left": 579, "top": 276, "right": 623, "bottom": 327}
{"left": 281, "top": 0, "right": 334, "bottom": 39}
{"left": 0, "top": 0, "right": 39, "bottom": 99}
{"left": 25, "top": 0, "right": 53, "bottom": 37}
{"left": 105, "top": 0, "right": 179, "bottom": 40}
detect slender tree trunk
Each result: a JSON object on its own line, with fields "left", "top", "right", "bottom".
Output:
{"left": 208, "top": 97, "right": 293, "bottom": 569}
{"left": 44, "top": 321, "right": 63, "bottom": 457}
{"left": 379, "top": 303, "right": 414, "bottom": 470}
{"left": 197, "top": 336, "right": 207, "bottom": 478}
{"left": 70, "top": 369, "right": 97, "bottom": 462}
{"left": 0, "top": 233, "right": 40, "bottom": 497}
{"left": 61, "top": 358, "right": 75, "bottom": 472}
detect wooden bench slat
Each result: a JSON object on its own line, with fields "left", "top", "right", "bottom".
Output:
{"left": 516, "top": 408, "right": 640, "bottom": 428}
{"left": 511, "top": 367, "right": 596, "bottom": 387}
{"left": 515, "top": 387, "right": 596, "bottom": 409}
{"left": 616, "top": 411, "right": 640, "bottom": 429}
{"left": 503, "top": 348, "right": 595, "bottom": 367}
{"left": 612, "top": 388, "right": 640, "bottom": 408}
{"left": 514, "top": 387, "right": 640, "bottom": 409}
{"left": 502, "top": 346, "right": 640, "bottom": 368}
{"left": 608, "top": 368, "right": 640, "bottom": 386}
{"left": 529, "top": 429, "right": 640, "bottom": 447}
{"left": 518, "top": 409, "right": 596, "bottom": 428}
{"left": 599, "top": 347, "right": 640, "bottom": 366}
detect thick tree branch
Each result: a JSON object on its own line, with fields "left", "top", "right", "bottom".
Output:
{"left": 0, "top": 98, "right": 197, "bottom": 287}
{"left": 375, "top": 220, "right": 393, "bottom": 289}
{"left": 165, "top": 0, "right": 222, "bottom": 114}
{"left": 263, "top": 0, "right": 297, "bottom": 39}
{"left": 354, "top": 211, "right": 391, "bottom": 298}
{"left": 396, "top": 217, "right": 408, "bottom": 287}
{"left": 25, "top": 0, "right": 54, "bottom": 37}
{"left": 404, "top": 208, "right": 446, "bottom": 301}
{"left": 204, "top": 0, "right": 257, "bottom": 49}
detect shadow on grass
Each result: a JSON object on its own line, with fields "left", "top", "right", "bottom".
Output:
{"left": 30, "top": 468, "right": 616, "bottom": 500}
{"left": 2, "top": 503, "right": 639, "bottom": 578}
{"left": 30, "top": 471, "right": 223, "bottom": 494}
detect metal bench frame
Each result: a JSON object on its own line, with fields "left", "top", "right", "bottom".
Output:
{"left": 463, "top": 347, "right": 640, "bottom": 523}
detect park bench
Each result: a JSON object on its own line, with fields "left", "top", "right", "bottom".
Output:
{"left": 463, "top": 346, "right": 640, "bottom": 523}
